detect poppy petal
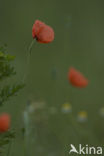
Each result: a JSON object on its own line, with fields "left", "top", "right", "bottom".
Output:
{"left": 68, "top": 67, "right": 88, "bottom": 88}
{"left": 36, "top": 25, "right": 54, "bottom": 43}
{"left": 32, "top": 20, "right": 54, "bottom": 43}
{"left": 32, "top": 20, "right": 45, "bottom": 38}
{"left": 0, "top": 113, "right": 10, "bottom": 132}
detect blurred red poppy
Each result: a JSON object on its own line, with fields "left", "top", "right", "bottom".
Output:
{"left": 0, "top": 113, "right": 10, "bottom": 132}
{"left": 68, "top": 67, "right": 89, "bottom": 88}
{"left": 32, "top": 20, "right": 54, "bottom": 43}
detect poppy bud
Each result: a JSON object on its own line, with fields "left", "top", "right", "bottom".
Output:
{"left": 32, "top": 20, "right": 54, "bottom": 43}
{"left": 0, "top": 113, "right": 10, "bottom": 132}
{"left": 68, "top": 67, "right": 88, "bottom": 88}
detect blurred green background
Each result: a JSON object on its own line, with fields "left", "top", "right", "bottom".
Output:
{"left": 0, "top": 0, "right": 104, "bottom": 155}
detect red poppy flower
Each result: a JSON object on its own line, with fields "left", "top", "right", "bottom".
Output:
{"left": 0, "top": 113, "right": 10, "bottom": 132}
{"left": 68, "top": 67, "right": 89, "bottom": 88}
{"left": 32, "top": 20, "right": 54, "bottom": 43}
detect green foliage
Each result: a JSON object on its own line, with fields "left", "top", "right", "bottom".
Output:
{"left": 0, "top": 130, "right": 15, "bottom": 155}
{"left": 0, "top": 84, "right": 24, "bottom": 106}
{"left": 0, "top": 45, "right": 24, "bottom": 155}
{"left": 0, "top": 51, "right": 16, "bottom": 81}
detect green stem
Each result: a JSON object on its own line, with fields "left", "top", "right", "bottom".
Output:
{"left": 28, "top": 39, "right": 36, "bottom": 54}
{"left": 7, "top": 140, "right": 12, "bottom": 156}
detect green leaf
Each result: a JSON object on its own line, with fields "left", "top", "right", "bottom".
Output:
{"left": 5, "top": 55, "right": 15, "bottom": 61}
{"left": 0, "top": 83, "right": 25, "bottom": 105}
